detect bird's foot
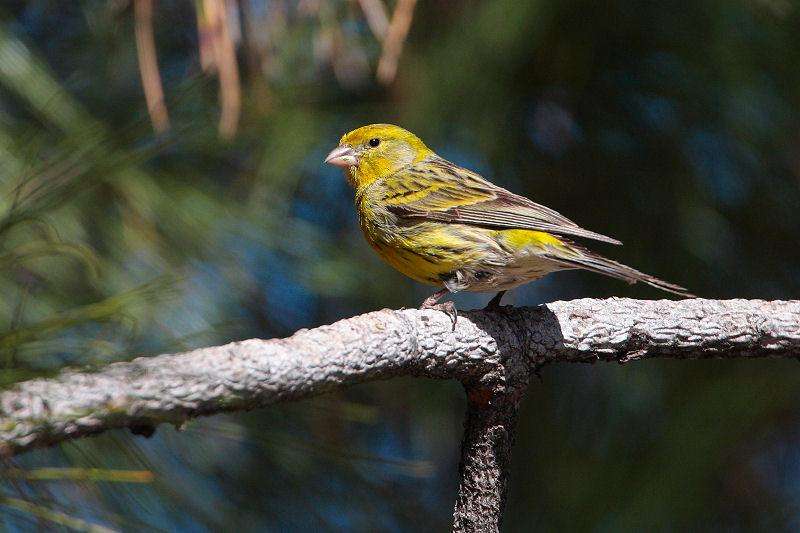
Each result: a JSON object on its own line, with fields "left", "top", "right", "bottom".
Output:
{"left": 420, "top": 294, "right": 458, "bottom": 330}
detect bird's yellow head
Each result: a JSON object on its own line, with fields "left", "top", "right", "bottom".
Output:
{"left": 324, "top": 124, "right": 433, "bottom": 188}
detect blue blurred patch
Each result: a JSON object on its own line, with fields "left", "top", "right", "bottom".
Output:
{"left": 683, "top": 130, "right": 752, "bottom": 207}
{"left": 632, "top": 94, "right": 680, "bottom": 134}
{"left": 526, "top": 100, "right": 583, "bottom": 158}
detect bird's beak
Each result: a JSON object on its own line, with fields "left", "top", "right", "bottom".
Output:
{"left": 324, "top": 145, "right": 358, "bottom": 168}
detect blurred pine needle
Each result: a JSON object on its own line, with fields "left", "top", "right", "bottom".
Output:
{"left": 5, "top": 467, "right": 155, "bottom": 483}
{"left": 0, "top": 496, "right": 117, "bottom": 532}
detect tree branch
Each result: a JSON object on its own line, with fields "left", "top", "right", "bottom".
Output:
{"left": 453, "top": 382, "right": 526, "bottom": 531}
{"left": 1, "top": 298, "right": 798, "bottom": 529}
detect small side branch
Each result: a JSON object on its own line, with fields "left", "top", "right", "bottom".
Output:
{"left": 376, "top": 0, "right": 417, "bottom": 84}
{"left": 134, "top": 0, "right": 170, "bottom": 133}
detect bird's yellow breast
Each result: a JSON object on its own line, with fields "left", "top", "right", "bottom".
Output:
{"left": 356, "top": 190, "right": 475, "bottom": 286}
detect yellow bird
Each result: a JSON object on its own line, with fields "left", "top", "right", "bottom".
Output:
{"left": 325, "top": 124, "right": 692, "bottom": 321}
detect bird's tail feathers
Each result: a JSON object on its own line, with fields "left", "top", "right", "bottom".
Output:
{"left": 545, "top": 245, "right": 694, "bottom": 298}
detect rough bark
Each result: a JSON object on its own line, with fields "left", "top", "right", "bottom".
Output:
{"left": 0, "top": 298, "right": 798, "bottom": 530}
{"left": 452, "top": 384, "right": 526, "bottom": 532}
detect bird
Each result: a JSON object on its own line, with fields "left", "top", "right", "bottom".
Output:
{"left": 324, "top": 123, "right": 692, "bottom": 324}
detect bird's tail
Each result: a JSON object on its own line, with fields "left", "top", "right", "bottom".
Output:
{"left": 544, "top": 243, "right": 695, "bottom": 298}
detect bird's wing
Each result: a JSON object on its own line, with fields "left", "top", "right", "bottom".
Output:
{"left": 381, "top": 157, "right": 623, "bottom": 245}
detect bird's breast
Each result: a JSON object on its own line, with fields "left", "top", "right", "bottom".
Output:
{"left": 354, "top": 197, "right": 467, "bottom": 286}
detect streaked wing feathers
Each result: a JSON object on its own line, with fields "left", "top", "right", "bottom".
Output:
{"left": 383, "top": 157, "right": 622, "bottom": 245}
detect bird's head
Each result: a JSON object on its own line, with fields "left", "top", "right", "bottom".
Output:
{"left": 324, "top": 124, "right": 433, "bottom": 188}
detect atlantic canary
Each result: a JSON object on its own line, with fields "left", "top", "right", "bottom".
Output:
{"left": 325, "top": 124, "right": 692, "bottom": 321}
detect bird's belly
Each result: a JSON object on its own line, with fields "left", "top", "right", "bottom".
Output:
{"left": 370, "top": 242, "right": 452, "bottom": 286}
{"left": 359, "top": 219, "right": 467, "bottom": 286}
{"left": 474, "top": 256, "right": 560, "bottom": 291}
{"left": 454, "top": 229, "right": 566, "bottom": 292}
{"left": 467, "top": 229, "right": 562, "bottom": 291}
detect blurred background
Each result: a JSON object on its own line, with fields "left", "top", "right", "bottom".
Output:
{"left": 0, "top": 0, "right": 799, "bottom": 530}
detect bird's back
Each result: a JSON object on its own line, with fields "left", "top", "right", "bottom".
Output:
{"left": 352, "top": 153, "right": 691, "bottom": 297}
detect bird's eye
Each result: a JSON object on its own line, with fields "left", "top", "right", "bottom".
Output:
{"left": 368, "top": 138, "right": 380, "bottom": 147}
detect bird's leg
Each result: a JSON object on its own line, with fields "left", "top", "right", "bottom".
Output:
{"left": 484, "top": 290, "right": 507, "bottom": 310}
{"left": 420, "top": 288, "right": 457, "bottom": 329}
{"left": 420, "top": 288, "right": 448, "bottom": 307}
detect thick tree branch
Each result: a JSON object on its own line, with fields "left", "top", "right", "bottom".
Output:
{"left": 1, "top": 298, "right": 798, "bottom": 457}
{"left": 0, "top": 298, "right": 798, "bottom": 530}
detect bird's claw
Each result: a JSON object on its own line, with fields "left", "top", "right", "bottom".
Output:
{"left": 420, "top": 300, "right": 458, "bottom": 330}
